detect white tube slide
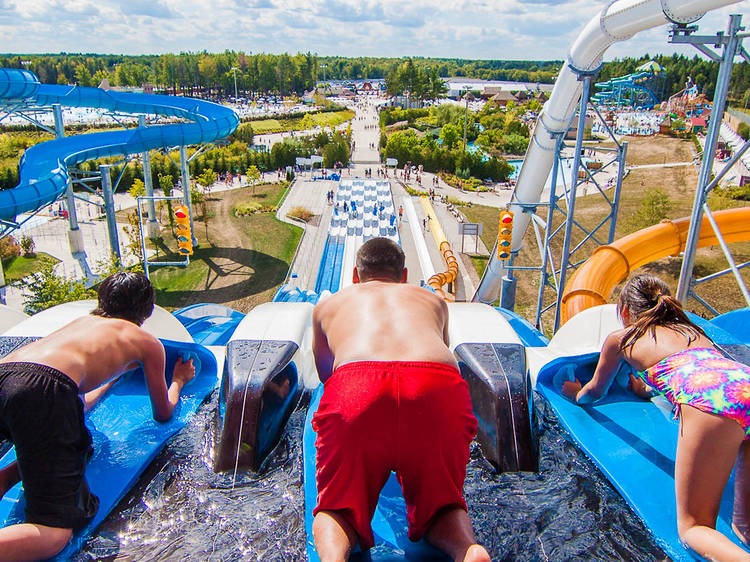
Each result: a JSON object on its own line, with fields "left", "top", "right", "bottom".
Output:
{"left": 473, "top": 0, "right": 742, "bottom": 304}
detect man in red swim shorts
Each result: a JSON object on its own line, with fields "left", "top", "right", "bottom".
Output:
{"left": 311, "top": 237, "right": 490, "bottom": 562}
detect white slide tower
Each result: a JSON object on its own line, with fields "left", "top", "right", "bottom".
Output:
{"left": 474, "top": 0, "right": 744, "bottom": 304}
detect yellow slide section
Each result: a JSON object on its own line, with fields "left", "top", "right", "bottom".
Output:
{"left": 561, "top": 207, "right": 750, "bottom": 324}
{"left": 420, "top": 197, "right": 459, "bottom": 300}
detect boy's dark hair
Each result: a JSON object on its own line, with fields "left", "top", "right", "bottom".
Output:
{"left": 92, "top": 272, "right": 155, "bottom": 326}
{"left": 356, "top": 237, "right": 405, "bottom": 281}
{"left": 617, "top": 273, "right": 706, "bottom": 352}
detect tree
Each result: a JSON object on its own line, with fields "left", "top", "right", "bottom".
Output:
{"left": 195, "top": 168, "right": 217, "bottom": 196}
{"left": 439, "top": 124, "right": 462, "bottom": 150}
{"left": 129, "top": 178, "right": 146, "bottom": 217}
{"left": 158, "top": 173, "right": 175, "bottom": 230}
{"left": 21, "top": 263, "right": 94, "bottom": 315}
{"left": 19, "top": 235, "right": 35, "bottom": 257}
{"left": 246, "top": 165, "right": 261, "bottom": 193}
{"left": 124, "top": 211, "right": 143, "bottom": 262}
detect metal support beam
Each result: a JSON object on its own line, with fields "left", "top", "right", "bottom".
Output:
{"left": 139, "top": 115, "right": 159, "bottom": 238}
{"left": 179, "top": 145, "right": 197, "bottom": 245}
{"left": 554, "top": 75, "right": 592, "bottom": 332}
{"left": 53, "top": 104, "right": 84, "bottom": 253}
{"left": 676, "top": 14, "right": 744, "bottom": 304}
{"left": 535, "top": 136, "right": 564, "bottom": 330}
{"left": 608, "top": 141, "right": 627, "bottom": 244}
{"left": 99, "top": 164, "right": 121, "bottom": 262}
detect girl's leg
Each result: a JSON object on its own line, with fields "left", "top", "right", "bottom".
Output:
{"left": 675, "top": 405, "right": 748, "bottom": 560}
{"left": 733, "top": 440, "right": 750, "bottom": 545}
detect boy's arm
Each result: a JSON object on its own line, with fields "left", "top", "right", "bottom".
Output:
{"left": 140, "top": 335, "right": 195, "bottom": 422}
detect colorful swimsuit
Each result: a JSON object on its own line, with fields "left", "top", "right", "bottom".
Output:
{"left": 637, "top": 347, "right": 750, "bottom": 438}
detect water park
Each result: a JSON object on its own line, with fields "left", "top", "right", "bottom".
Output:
{"left": 2, "top": 0, "right": 750, "bottom": 560}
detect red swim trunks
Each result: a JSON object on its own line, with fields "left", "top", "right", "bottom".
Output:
{"left": 311, "top": 361, "right": 477, "bottom": 549}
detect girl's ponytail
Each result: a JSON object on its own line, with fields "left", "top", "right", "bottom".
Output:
{"left": 618, "top": 275, "right": 706, "bottom": 352}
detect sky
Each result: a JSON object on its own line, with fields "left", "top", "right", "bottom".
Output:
{"left": 0, "top": 0, "right": 747, "bottom": 61}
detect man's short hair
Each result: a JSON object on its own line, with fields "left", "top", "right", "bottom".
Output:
{"left": 92, "top": 272, "right": 155, "bottom": 326}
{"left": 356, "top": 238, "right": 405, "bottom": 281}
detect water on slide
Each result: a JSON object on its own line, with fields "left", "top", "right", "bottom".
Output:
{"left": 76, "top": 391, "right": 664, "bottom": 560}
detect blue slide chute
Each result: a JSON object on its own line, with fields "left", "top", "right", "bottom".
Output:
{"left": 0, "top": 68, "right": 239, "bottom": 221}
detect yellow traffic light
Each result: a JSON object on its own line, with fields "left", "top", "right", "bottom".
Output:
{"left": 174, "top": 205, "right": 193, "bottom": 256}
{"left": 498, "top": 210, "right": 513, "bottom": 260}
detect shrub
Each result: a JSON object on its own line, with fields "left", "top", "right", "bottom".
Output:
{"left": 287, "top": 206, "right": 314, "bottom": 222}
{"left": 0, "top": 235, "right": 21, "bottom": 260}
{"left": 234, "top": 202, "right": 263, "bottom": 216}
{"left": 738, "top": 122, "right": 750, "bottom": 141}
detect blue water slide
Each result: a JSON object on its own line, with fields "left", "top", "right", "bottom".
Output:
{"left": 172, "top": 303, "right": 245, "bottom": 346}
{"left": 0, "top": 68, "right": 239, "bottom": 221}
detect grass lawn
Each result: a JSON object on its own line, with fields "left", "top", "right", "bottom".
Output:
{"left": 461, "top": 134, "right": 750, "bottom": 328}
{"left": 2, "top": 252, "right": 59, "bottom": 283}
{"left": 248, "top": 109, "right": 355, "bottom": 135}
{"left": 147, "top": 182, "right": 302, "bottom": 312}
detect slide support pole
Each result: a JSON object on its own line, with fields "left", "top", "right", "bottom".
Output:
{"left": 677, "top": 14, "right": 744, "bottom": 303}
{"left": 554, "top": 75, "right": 592, "bottom": 332}
{"left": 53, "top": 104, "right": 84, "bottom": 253}
{"left": 139, "top": 115, "right": 159, "bottom": 238}
{"left": 179, "top": 145, "right": 198, "bottom": 245}
{"left": 99, "top": 164, "right": 121, "bottom": 263}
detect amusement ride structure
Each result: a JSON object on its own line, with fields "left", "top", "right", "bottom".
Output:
{"left": 1, "top": 0, "right": 750, "bottom": 560}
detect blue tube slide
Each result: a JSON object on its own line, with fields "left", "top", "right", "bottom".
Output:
{"left": 0, "top": 68, "right": 239, "bottom": 221}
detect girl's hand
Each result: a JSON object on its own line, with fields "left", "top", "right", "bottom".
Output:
{"left": 628, "top": 374, "right": 655, "bottom": 400}
{"left": 561, "top": 378, "right": 582, "bottom": 400}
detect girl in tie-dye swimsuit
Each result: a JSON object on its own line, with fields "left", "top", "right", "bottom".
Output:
{"left": 561, "top": 274, "right": 750, "bottom": 561}
{"left": 638, "top": 347, "right": 750, "bottom": 437}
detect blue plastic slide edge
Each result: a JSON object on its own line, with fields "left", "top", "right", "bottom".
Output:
{"left": 0, "top": 337, "right": 218, "bottom": 560}
{"left": 536, "top": 351, "right": 746, "bottom": 561}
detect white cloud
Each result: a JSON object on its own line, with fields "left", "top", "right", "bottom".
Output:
{"left": 0, "top": 0, "right": 746, "bottom": 60}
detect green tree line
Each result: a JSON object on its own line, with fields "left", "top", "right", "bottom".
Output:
{"left": 3, "top": 52, "right": 747, "bottom": 103}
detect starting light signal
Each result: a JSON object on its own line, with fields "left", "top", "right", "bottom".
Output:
{"left": 174, "top": 205, "right": 193, "bottom": 256}
{"left": 497, "top": 210, "right": 513, "bottom": 260}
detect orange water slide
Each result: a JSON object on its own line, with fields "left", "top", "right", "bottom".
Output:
{"left": 560, "top": 207, "right": 750, "bottom": 324}
{"left": 420, "top": 197, "right": 458, "bottom": 300}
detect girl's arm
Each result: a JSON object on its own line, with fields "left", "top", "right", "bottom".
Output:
{"left": 561, "top": 331, "right": 625, "bottom": 404}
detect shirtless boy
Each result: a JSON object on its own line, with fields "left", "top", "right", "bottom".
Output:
{"left": 0, "top": 272, "right": 195, "bottom": 561}
{"left": 311, "top": 237, "right": 490, "bottom": 562}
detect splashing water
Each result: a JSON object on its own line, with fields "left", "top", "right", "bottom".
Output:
{"left": 77, "top": 392, "right": 665, "bottom": 561}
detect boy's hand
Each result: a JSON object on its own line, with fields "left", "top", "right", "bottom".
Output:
{"left": 172, "top": 357, "right": 196, "bottom": 387}
{"left": 561, "top": 378, "right": 582, "bottom": 400}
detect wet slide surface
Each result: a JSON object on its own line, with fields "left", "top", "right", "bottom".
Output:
{"left": 536, "top": 321, "right": 750, "bottom": 561}
{"left": 0, "top": 337, "right": 218, "bottom": 560}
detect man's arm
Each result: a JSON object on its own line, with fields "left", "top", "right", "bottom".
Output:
{"left": 140, "top": 335, "right": 195, "bottom": 422}
{"left": 312, "top": 305, "right": 334, "bottom": 383}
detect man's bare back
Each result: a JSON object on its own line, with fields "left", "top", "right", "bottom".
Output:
{"left": 312, "top": 281, "right": 457, "bottom": 382}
